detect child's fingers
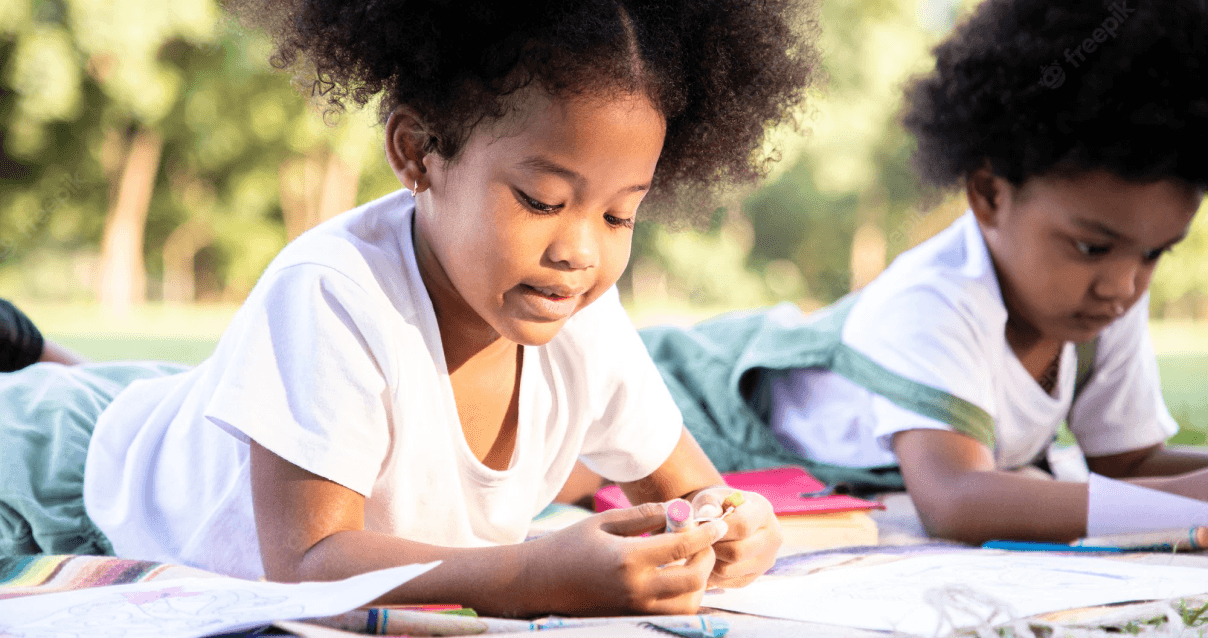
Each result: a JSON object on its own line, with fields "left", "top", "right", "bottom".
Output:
{"left": 709, "top": 523, "right": 779, "bottom": 588}
{"left": 690, "top": 489, "right": 727, "bottom": 520}
{"left": 636, "top": 542, "right": 716, "bottom": 614}
{"left": 596, "top": 502, "right": 667, "bottom": 537}
{"left": 632, "top": 519, "right": 727, "bottom": 566}
{"left": 711, "top": 542, "right": 771, "bottom": 582}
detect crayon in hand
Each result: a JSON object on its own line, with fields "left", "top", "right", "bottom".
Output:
{"left": 665, "top": 498, "right": 695, "bottom": 533}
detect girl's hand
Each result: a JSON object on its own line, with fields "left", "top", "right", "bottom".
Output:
{"left": 525, "top": 502, "right": 727, "bottom": 615}
{"left": 691, "top": 488, "right": 781, "bottom": 589}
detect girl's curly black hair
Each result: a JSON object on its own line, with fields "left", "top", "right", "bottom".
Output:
{"left": 903, "top": 0, "right": 1208, "bottom": 191}
{"left": 230, "top": 0, "right": 821, "bottom": 223}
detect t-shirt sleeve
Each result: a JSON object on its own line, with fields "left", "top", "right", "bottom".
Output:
{"left": 1068, "top": 294, "right": 1177, "bottom": 457}
{"left": 844, "top": 283, "right": 998, "bottom": 451}
{"left": 203, "top": 264, "right": 394, "bottom": 496}
{"left": 573, "top": 288, "right": 684, "bottom": 483}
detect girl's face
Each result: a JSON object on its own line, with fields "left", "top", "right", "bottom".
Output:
{"left": 410, "top": 90, "right": 665, "bottom": 347}
{"left": 973, "top": 170, "right": 1200, "bottom": 344}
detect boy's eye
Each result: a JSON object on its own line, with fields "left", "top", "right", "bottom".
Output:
{"left": 516, "top": 190, "right": 561, "bottom": 214}
{"left": 604, "top": 213, "right": 635, "bottom": 229}
{"left": 1143, "top": 246, "right": 1172, "bottom": 262}
{"left": 1074, "top": 240, "right": 1111, "bottom": 257}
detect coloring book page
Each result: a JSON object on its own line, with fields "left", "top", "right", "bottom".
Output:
{"left": 0, "top": 561, "right": 439, "bottom": 638}
{"left": 704, "top": 552, "right": 1208, "bottom": 636}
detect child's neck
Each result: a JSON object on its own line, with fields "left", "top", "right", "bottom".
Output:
{"left": 1005, "top": 318, "right": 1064, "bottom": 392}
{"left": 437, "top": 315, "right": 516, "bottom": 375}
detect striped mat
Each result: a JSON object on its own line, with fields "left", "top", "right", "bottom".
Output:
{"left": 0, "top": 555, "right": 222, "bottom": 600}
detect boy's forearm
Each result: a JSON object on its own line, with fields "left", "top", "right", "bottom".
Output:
{"left": 1127, "top": 446, "right": 1208, "bottom": 478}
{"left": 911, "top": 470, "right": 1089, "bottom": 544}
{"left": 1127, "top": 466, "right": 1208, "bottom": 501}
{"left": 293, "top": 529, "right": 549, "bottom": 616}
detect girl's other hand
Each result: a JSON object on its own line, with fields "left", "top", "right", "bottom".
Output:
{"left": 691, "top": 487, "right": 780, "bottom": 589}
{"left": 526, "top": 502, "right": 725, "bottom": 616}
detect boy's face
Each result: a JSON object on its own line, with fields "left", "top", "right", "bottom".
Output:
{"left": 973, "top": 169, "right": 1200, "bottom": 344}
{"left": 411, "top": 90, "right": 665, "bottom": 347}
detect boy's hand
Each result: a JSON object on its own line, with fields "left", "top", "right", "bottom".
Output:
{"left": 527, "top": 502, "right": 726, "bottom": 615}
{"left": 691, "top": 487, "right": 781, "bottom": 589}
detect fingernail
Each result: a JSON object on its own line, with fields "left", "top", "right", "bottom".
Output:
{"left": 712, "top": 520, "right": 728, "bottom": 541}
{"left": 696, "top": 504, "right": 722, "bottom": 519}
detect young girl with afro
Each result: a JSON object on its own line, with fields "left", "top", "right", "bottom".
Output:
{"left": 0, "top": 0, "right": 820, "bottom": 616}
{"left": 642, "top": 0, "right": 1208, "bottom": 545}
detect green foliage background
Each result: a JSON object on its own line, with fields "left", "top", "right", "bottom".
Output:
{"left": 3, "top": 0, "right": 1208, "bottom": 316}
{"left": 2, "top": 0, "right": 1206, "bottom": 440}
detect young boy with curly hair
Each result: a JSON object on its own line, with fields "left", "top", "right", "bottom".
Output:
{"left": 643, "top": 0, "right": 1208, "bottom": 545}
{"left": 0, "top": 0, "right": 820, "bottom": 616}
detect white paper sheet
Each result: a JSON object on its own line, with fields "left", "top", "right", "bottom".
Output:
{"left": 704, "top": 553, "right": 1208, "bottom": 636}
{"left": 1087, "top": 473, "right": 1208, "bottom": 536}
{"left": 0, "top": 561, "right": 439, "bottom": 638}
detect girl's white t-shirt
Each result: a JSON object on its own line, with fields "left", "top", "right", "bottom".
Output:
{"left": 84, "top": 189, "right": 683, "bottom": 579}
{"left": 770, "top": 211, "right": 1176, "bottom": 470}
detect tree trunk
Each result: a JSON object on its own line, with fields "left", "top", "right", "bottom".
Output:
{"left": 161, "top": 217, "right": 212, "bottom": 304}
{"left": 849, "top": 189, "right": 887, "bottom": 291}
{"left": 97, "top": 128, "right": 163, "bottom": 313}
{"left": 279, "top": 148, "right": 361, "bottom": 241}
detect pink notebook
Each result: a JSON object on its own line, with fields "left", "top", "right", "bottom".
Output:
{"left": 593, "top": 466, "right": 884, "bottom": 515}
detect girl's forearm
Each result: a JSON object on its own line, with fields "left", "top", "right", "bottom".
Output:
{"left": 293, "top": 529, "right": 550, "bottom": 616}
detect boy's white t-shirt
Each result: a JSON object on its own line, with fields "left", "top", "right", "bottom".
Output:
{"left": 84, "top": 189, "right": 683, "bottom": 579}
{"left": 770, "top": 211, "right": 1176, "bottom": 470}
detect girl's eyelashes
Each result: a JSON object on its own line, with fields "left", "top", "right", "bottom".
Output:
{"left": 514, "top": 188, "right": 635, "bottom": 229}
{"left": 605, "top": 214, "right": 635, "bottom": 229}
{"left": 515, "top": 189, "right": 562, "bottom": 214}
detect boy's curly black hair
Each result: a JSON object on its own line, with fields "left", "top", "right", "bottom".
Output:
{"left": 230, "top": 0, "right": 821, "bottom": 223}
{"left": 903, "top": 0, "right": 1208, "bottom": 191}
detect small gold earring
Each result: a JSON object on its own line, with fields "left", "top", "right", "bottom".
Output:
{"left": 413, "top": 179, "right": 419, "bottom": 193}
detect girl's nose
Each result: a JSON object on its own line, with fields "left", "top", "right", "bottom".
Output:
{"left": 547, "top": 218, "right": 599, "bottom": 271}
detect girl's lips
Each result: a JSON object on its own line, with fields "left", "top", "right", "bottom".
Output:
{"left": 524, "top": 283, "right": 585, "bottom": 300}
{"left": 514, "top": 284, "right": 583, "bottom": 321}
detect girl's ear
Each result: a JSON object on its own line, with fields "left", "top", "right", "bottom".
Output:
{"left": 385, "top": 107, "right": 432, "bottom": 193}
{"left": 966, "top": 164, "right": 1010, "bottom": 229}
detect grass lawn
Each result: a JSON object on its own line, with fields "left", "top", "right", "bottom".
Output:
{"left": 20, "top": 300, "right": 1208, "bottom": 445}
{"left": 1159, "top": 354, "right": 1208, "bottom": 445}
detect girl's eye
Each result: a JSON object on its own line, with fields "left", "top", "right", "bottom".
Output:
{"left": 1074, "top": 241, "right": 1111, "bottom": 257}
{"left": 605, "top": 213, "right": 635, "bottom": 229}
{"left": 516, "top": 190, "right": 560, "bottom": 214}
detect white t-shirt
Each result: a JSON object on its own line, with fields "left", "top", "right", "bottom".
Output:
{"left": 770, "top": 211, "right": 1176, "bottom": 470}
{"left": 84, "top": 189, "right": 683, "bottom": 579}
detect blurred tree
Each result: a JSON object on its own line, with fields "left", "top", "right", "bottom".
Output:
{"left": 630, "top": 0, "right": 947, "bottom": 312}
{"left": 745, "top": 0, "right": 944, "bottom": 304}
{"left": 0, "top": 0, "right": 395, "bottom": 307}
